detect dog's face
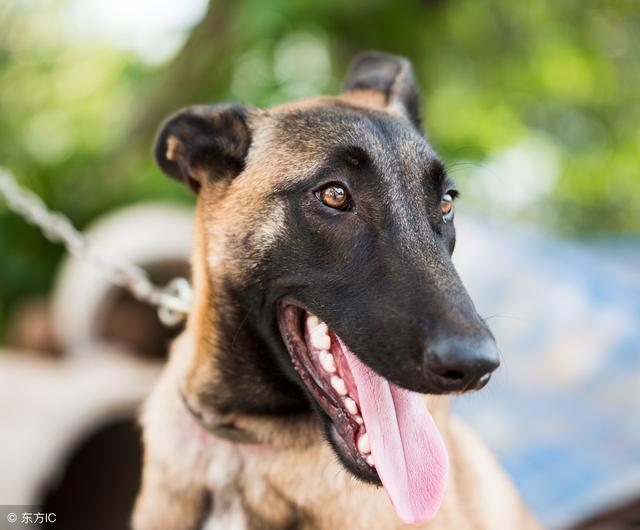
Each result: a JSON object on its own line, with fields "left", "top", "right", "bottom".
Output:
{"left": 157, "top": 53, "right": 499, "bottom": 523}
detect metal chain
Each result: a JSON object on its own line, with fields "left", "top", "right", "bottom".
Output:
{"left": 0, "top": 167, "right": 192, "bottom": 326}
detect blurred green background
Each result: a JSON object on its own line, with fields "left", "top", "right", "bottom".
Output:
{"left": 1, "top": 0, "right": 639, "bottom": 336}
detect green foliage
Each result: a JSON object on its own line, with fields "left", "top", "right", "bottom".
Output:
{"left": 0, "top": 0, "right": 639, "bottom": 333}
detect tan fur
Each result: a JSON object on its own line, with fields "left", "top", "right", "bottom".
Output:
{"left": 133, "top": 91, "right": 542, "bottom": 530}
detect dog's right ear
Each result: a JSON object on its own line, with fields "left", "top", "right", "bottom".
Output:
{"left": 154, "top": 104, "right": 252, "bottom": 193}
{"left": 343, "top": 51, "right": 421, "bottom": 131}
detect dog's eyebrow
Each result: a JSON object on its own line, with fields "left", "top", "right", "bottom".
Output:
{"left": 428, "top": 159, "right": 446, "bottom": 182}
{"left": 426, "top": 159, "right": 452, "bottom": 188}
{"left": 270, "top": 143, "right": 375, "bottom": 194}
{"left": 338, "top": 145, "right": 372, "bottom": 168}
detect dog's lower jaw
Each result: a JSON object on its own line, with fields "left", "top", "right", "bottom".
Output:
{"left": 133, "top": 361, "right": 540, "bottom": 530}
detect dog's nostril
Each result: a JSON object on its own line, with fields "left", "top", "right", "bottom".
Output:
{"left": 440, "top": 369, "right": 464, "bottom": 381}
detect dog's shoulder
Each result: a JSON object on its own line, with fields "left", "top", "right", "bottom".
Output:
{"left": 438, "top": 416, "right": 542, "bottom": 530}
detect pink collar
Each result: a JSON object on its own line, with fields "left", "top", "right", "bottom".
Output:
{"left": 179, "top": 389, "right": 261, "bottom": 444}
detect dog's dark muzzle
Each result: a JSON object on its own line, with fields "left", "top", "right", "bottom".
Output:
{"left": 328, "top": 255, "right": 501, "bottom": 396}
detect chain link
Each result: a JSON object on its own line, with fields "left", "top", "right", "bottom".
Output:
{"left": 0, "top": 167, "right": 192, "bottom": 325}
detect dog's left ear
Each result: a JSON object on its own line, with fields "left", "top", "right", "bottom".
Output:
{"left": 154, "top": 104, "right": 252, "bottom": 193}
{"left": 343, "top": 51, "right": 422, "bottom": 130}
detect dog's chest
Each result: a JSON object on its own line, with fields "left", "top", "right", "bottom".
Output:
{"left": 199, "top": 443, "right": 413, "bottom": 530}
{"left": 199, "top": 445, "right": 304, "bottom": 530}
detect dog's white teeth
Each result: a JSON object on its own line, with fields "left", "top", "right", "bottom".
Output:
{"left": 367, "top": 455, "right": 375, "bottom": 467}
{"left": 310, "top": 326, "right": 331, "bottom": 351}
{"left": 319, "top": 351, "right": 337, "bottom": 373}
{"left": 357, "top": 432, "right": 371, "bottom": 454}
{"left": 330, "top": 375, "right": 348, "bottom": 396}
{"left": 344, "top": 397, "right": 358, "bottom": 415}
{"left": 306, "top": 314, "right": 367, "bottom": 440}
{"left": 307, "top": 315, "right": 320, "bottom": 329}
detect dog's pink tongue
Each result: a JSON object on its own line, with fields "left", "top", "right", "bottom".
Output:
{"left": 343, "top": 346, "right": 449, "bottom": 524}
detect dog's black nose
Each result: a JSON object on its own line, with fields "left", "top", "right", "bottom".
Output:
{"left": 424, "top": 336, "right": 500, "bottom": 393}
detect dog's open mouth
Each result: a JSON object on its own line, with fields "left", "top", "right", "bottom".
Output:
{"left": 277, "top": 303, "right": 449, "bottom": 524}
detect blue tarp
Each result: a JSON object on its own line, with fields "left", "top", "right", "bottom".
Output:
{"left": 452, "top": 218, "right": 640, "bottom": 529}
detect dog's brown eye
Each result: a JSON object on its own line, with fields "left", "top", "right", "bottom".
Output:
{"left": 317, "top": 184, "right": 350, "bottom": 210}
{"left": 441, "top": 192, "right": 454, "bottom": 222}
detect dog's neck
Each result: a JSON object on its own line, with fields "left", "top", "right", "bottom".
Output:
{"left": 176, "top": 202, "right": 302, "bottom": 410}
{"left": 169, "top": 205, "right": 317, "bottom": 447}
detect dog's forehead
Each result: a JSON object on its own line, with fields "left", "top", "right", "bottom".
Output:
{"left": 247, "top": 97, "right": 436, "bottom": 182}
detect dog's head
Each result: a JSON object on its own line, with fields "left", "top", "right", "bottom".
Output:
{"left": 156, "top": 52, "right": 499, "bottom": 523}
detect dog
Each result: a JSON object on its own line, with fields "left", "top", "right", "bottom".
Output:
{"left": 132, "top": 51, "right": 541, "bottom": 530}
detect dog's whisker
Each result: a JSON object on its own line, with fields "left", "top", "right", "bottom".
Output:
{"left": 482, "top": 313, "right": 525, "bottom": 323}
{"left": 230, "top": 310, "right": 251, "bottom": 351}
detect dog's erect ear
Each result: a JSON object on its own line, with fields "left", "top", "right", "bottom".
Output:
{"left": 343, "top": 51, "right": 421, "bottom": 130}
{"left": 154, "top": 104, "right": 252, "bottom": 192}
